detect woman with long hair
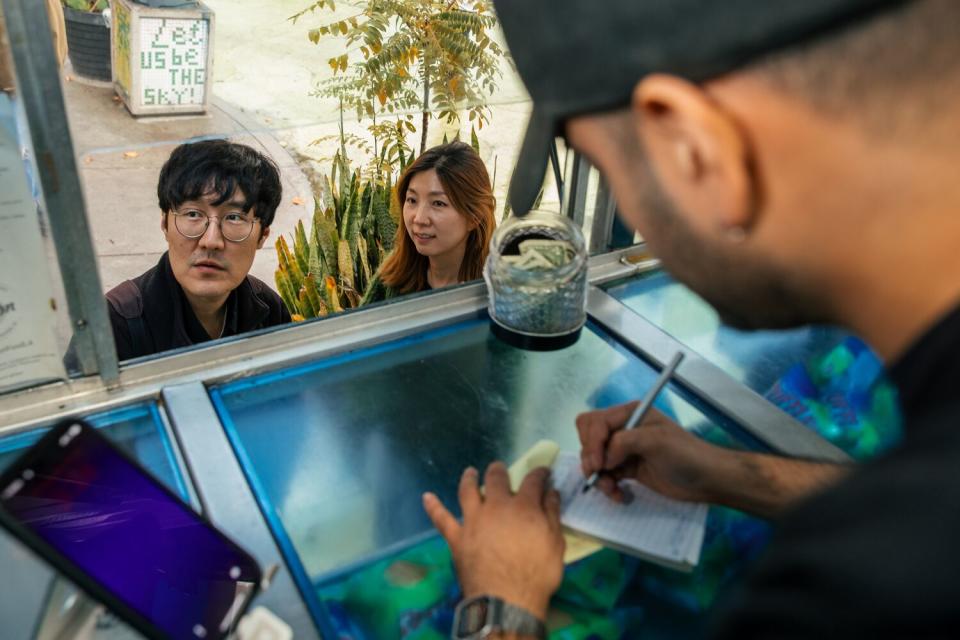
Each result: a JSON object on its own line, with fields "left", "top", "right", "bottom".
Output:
{"left": 361, "top": 141, "right": 496, "bottom": 304}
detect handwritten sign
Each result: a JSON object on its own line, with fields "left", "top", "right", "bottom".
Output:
{"left": 139, "top": 17, "right": 209, "bottom": 107}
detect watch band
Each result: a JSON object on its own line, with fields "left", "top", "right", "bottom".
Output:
{"left": 498, "top": 600, "right": 547, "bottom": 639}
{"left": 452, "top": 594, "right": 547, "bottom": 639}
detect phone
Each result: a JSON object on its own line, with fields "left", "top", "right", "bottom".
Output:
{"left": 0, "top": 419, "right": 262, "bottom": 640}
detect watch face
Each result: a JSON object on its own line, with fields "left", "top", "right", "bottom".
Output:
{"left": 457, "top": 597, "right": 490, "bottom": 635}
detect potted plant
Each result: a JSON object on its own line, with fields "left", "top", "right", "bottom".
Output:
{"left": 61, "top": 0, "right": 111, "bottom": 82}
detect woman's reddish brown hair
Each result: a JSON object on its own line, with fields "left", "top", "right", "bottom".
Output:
{"left": 379, "top": 141, "right": 496, "bottom": 293}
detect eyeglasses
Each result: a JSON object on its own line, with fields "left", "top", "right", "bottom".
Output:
{"left": 171, "top": 210, "right": 257, "bottom": 243}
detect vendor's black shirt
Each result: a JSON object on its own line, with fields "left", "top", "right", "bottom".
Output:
{"left": 712, "top": 304, "right": 960, "bottom": 637}
{"left": 104, "top": 252, "right": 290, "bottom": 361}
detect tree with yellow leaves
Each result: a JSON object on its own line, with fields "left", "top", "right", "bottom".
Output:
{"left": 291, "top": 0, "right": 507, "bottom": 155}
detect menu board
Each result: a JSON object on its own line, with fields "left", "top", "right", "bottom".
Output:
{"left": 0, "top": 99, "right": 66, "bottom": 392}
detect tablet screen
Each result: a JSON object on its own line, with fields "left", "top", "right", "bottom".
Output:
{"left": 0, "top": 422, "right": 260, "bottom": 639}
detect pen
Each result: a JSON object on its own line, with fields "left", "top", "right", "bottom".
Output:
{"left": 582, "top": 351, "right": 685, "bottom": 493}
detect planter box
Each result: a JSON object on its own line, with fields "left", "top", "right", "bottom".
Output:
{"left": 111, "top": 0, "right": 215, "bottom": 116}
{"left": 64, "top": 6, "right": 112, "bottom": 82}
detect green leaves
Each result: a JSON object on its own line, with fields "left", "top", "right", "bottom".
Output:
{"left": 327, "top": 54, "right": 349, "bottom": 73}
{"left": 299, "top": 0, "right": 506, "bottom": 149}
{"left": 313, "top": 204, "right": 339, "bottom": 279}
{"left": 280, "top": 1, "right": 508, "bottom": 320}
{"left": 289, "top": 0, "right": 336, "bottom": 25}
{"left": 63, "top": 0, "right": 108, "bottom": 12}
{"left": 340, "top": 170, "right": 362, "bottom": 260}
{"left": 276, "top": 148, "right": 404, "bottom": 320}
{"left": 470, "top": 124, "right": 480, "bottom": 154}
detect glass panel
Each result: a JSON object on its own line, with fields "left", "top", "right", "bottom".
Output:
{"left": 5, "top": 1, "right": 593, "bottom": 377}
{"left": 0, "top": 402, "right": 191, "bottom": 640}
{"left": 0, "top": 403, "right": 189, "bottom": 497}
{"left": 605, "top": 270, "right": 902, "bottom": 461}
{"left": 213, "top": 316, "right": 770, "bottom": 636}
{"left": 27, "top": 0, "right": 566, "bottom": 369}
{"left": 606, "top": 270, "right": 848, "bottom": 395}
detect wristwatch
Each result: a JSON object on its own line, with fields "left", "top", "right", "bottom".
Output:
{"left": 452, "top": 594, "right": 547, "bottom": 639}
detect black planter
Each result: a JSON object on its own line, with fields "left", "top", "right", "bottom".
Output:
{"left": 63, "top": 6, "right": 111, "bottom": 82}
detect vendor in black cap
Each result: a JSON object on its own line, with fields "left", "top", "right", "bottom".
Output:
{"left": 422, "top": 0, "right": 960, "bottom": 637}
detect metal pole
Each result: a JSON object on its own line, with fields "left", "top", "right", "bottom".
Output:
{"left": 589, "top": 174, "right": 618, "bottom": 253}
{"left": 2, "top": 0, "right": 119, "bottom": 383}
{"left": 549, "top": 139, "right": 564, "bottom": 205}
{"left": 561, "top": 149, "right": 590, "bottom": 226}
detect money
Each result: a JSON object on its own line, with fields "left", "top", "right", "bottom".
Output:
{"left": 503, "top": 249, "right": 554, "bottom": 270}
{"left": 507, "top": 239, "right": 576, "bottom": 270}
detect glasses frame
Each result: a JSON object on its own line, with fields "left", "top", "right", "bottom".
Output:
{"left": 170, "top": 210, "right": 258, "bottom": 243}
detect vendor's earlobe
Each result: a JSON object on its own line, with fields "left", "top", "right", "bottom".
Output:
{"left": 674, "top": 141, "right": 699, "bottom": 178}
{"left": 724, "top": 224, "right": 747, "bottom": 243}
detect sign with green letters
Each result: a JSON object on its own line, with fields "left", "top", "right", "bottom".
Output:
{"left": 111, "top": 0, "right": 214, "bottom": 116}
{"left": 139, "top": 17, "right": 209, "bottom": 107}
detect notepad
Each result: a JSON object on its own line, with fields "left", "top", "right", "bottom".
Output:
{"left": 553, "top": 452, "right": 708, "bottom": 572}
{"left": 507, "top": 440, "right": 604, "bottom": 564}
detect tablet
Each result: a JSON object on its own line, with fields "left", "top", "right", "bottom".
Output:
{"left": 0, "top": 419, "right": 262, "bottom": 640}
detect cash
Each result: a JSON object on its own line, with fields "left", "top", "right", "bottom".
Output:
{"left": 502, "top": 239, "right": 576, "bottom": 271}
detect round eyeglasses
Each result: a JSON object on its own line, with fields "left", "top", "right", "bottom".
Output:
{"left": 171, "top": 210, "right": 256, "bottom": 243}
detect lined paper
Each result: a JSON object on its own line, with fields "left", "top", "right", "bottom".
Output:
{"left": 553, "top": 453, "right": 707, "bottom": 569}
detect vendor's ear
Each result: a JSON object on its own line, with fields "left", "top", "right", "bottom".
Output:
{"left": 632, "top": 74, "right": 755, "bottom": 235}
{"left": 160, "top": 212, "right": 168, "bottom": 232}
{"left": 257, "top": 226, "right": 271, "bottom": 249}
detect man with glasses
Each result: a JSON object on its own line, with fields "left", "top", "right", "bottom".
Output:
{"left": 104, "top": 139, "right": 290, "bottom": 361}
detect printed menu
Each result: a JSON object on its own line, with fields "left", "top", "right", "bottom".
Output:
{"left": 0, "top": 100, "right": 66, "bottom": 392}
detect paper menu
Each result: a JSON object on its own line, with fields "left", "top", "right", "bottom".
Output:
{"left": 0, "top": 100, "right": 66, "bottom": 393}
{"left": 553, "top": 452, "right": 708, "bottom": 571}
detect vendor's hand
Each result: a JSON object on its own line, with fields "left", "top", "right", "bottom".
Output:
{"left": 422, "top": 463, "right": 565, "bottom": 621}
{"left": 576, "top": 403, "right": 729, "bottom": 504}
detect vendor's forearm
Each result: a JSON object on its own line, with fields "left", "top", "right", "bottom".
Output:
{"left": 706, "top": 451, "right": 851, "bottom": 519}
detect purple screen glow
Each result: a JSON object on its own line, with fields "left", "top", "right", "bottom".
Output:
{"left": 1, "top": 428, "right": 259, "bottom": 639}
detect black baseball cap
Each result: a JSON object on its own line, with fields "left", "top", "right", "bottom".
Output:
{"left": 495, "top": 0, "right": 910, "bottom": 215}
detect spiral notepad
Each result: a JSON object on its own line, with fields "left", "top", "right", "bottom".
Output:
{"left": 553, "top": 453, "right": 708, "bottom": 571}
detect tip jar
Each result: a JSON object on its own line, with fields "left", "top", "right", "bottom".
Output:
{"left": 483, "top": 211, "right": 589, "bottom": 350}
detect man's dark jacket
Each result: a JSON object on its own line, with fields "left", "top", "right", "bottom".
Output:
{"left": 106, "top": 252, "right": 290, "bottom": 361}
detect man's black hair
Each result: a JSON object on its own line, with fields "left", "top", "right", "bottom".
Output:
{"left": 157, "top": 139, "right": 283, "bottom": 228}
{"left": 748, "top": 0, "right": 960, "bottom": 133}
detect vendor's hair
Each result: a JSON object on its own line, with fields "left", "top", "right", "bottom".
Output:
{"left": 746, "top": 0, "right": 960, "bottom": 133}
{"left": 379, "top": 142, "right": 496, "bottom": 294}
{"left": 157, "top": 139, "right": 282, "bottom": 228}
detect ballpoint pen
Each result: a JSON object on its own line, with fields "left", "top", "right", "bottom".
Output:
{"left": 582, "top": 351, "right": 685, "bottom": 493}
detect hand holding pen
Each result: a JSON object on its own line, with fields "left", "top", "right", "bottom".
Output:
{"left": 578, "top": 352, "right": 687, "bottom": 498}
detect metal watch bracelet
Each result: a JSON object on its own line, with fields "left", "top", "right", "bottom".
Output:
{"left": 452, "top": 594, "right": 547, "bottom": 639}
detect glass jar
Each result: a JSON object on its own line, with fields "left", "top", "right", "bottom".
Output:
{"left": 484, "top": 211, "right": 588, "bottom": 350}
